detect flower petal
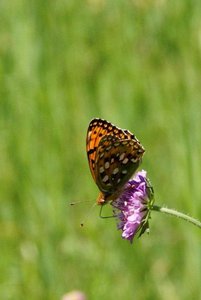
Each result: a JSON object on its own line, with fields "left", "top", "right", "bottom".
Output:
{"left": 111, "top": 170, "right": 153, "bottom": 243}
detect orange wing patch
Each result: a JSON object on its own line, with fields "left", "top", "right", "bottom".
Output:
{"left": 86, "top": 118, "right": 145, "bottom": 204}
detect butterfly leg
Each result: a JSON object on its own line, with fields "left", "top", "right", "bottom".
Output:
{"left": 99, "top": 204, "right": 117, "bottom": 219}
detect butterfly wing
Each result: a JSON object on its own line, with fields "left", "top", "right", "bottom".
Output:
{"left": 94, "top": 135, "right": 145, "bottom": 196}
{"left": 86, "top": 118, "right": 135, "bottom": 180}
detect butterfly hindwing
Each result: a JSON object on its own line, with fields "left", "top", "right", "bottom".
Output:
{"left": 86, "top": 118, "right": 145, "bottom": 203}
{"left": 94, "top": 135, "right": 144, "bottom": 195}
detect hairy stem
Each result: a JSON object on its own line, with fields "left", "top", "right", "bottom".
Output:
{"left": 152, "top": 205, "right": 201, "bottom": 229}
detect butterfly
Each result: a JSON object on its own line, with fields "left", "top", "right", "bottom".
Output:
{"left": 86, "top": 118, "right": 145, "bottom": 205}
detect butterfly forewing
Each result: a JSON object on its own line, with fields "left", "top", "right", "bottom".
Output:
{"left": 94, "top": 135, "right": 144, "bottom": 195}
{"left": 86, "top": 118, "right": 135, "bottom": 180}
{"left": 86, "top": 118, "right": 145, "bottom": 203}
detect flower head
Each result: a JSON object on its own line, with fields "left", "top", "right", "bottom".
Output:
{"left": 111, "top": 170, "right": 154, "bottom": 243}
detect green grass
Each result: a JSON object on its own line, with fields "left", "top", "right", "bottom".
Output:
{"left": 1, "top": 1, "right": 201, "bottom": 299}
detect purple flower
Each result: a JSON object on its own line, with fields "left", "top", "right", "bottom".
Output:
{"left": 111, "top": 170, "right": 154, "bottom": 243}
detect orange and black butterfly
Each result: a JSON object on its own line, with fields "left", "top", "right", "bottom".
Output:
{"left": 86, "top": 118, "right": 145, "bottom": 205}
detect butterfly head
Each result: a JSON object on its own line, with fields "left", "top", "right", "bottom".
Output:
{"left": 96, "top": 190, "right": 121, "bottom": 205}
{"left": 96, "top": 192, "right": 106, "bottom": 205}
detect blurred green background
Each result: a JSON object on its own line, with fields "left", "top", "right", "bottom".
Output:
{"left": 1, "top": 1, "right": 201, "bottom": 299}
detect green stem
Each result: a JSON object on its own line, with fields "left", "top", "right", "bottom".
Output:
{"left": 152, "top": 205, "right": 201, "bottom": 229}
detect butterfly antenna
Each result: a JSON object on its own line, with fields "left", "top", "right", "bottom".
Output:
{"left": 80, "top": 202, "right": 97, "bottom": 227}
{"left": 69, "top": 199, "right": 94, "bottom": 206}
